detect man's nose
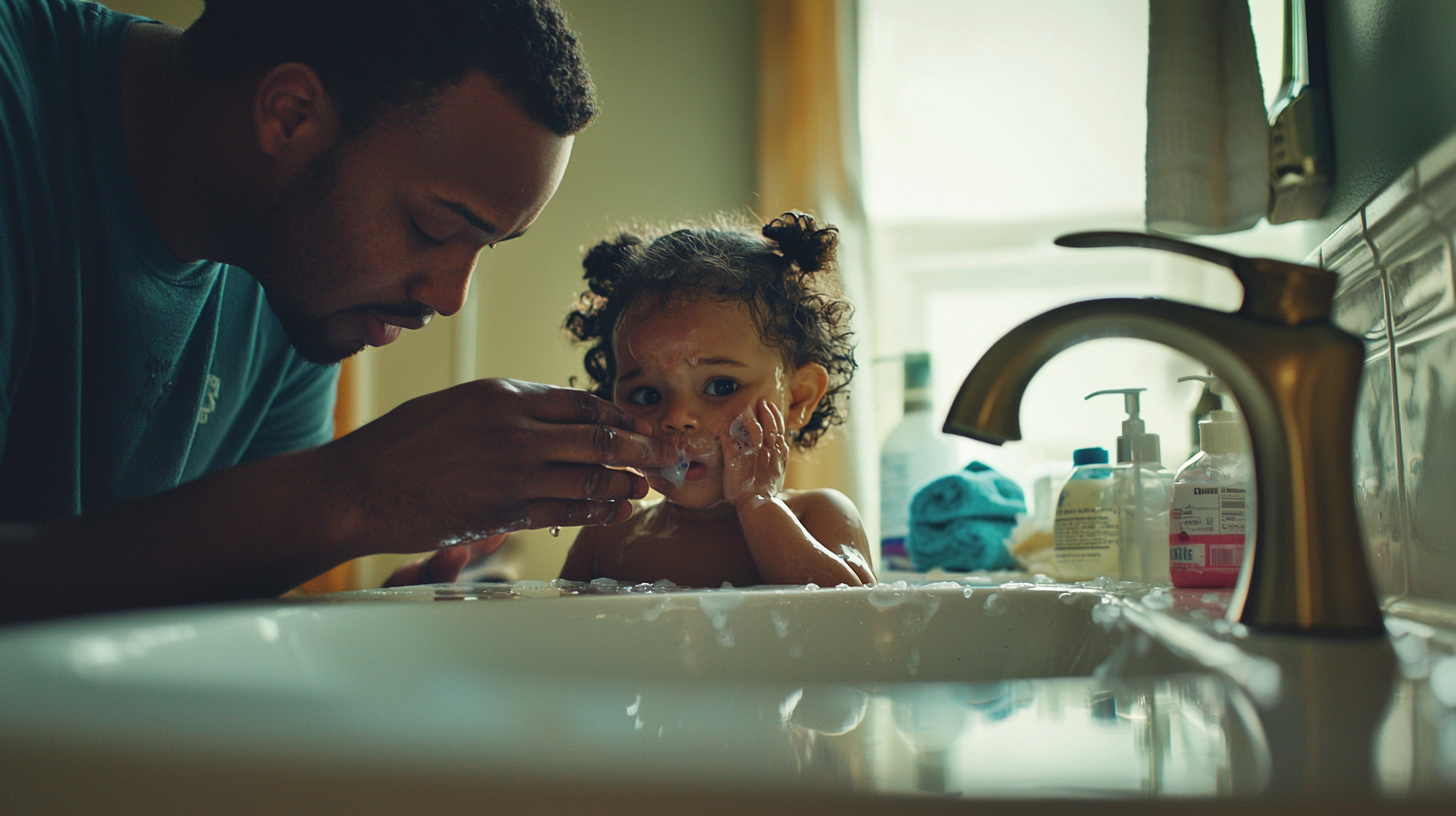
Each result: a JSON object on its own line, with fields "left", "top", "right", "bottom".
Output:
{"left": 407, "top": 252, "right": 478, "bottom": 317}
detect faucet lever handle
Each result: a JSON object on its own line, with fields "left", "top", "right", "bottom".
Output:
{"left": 1055, "top": 231, "right": 1338, "bottom": 328}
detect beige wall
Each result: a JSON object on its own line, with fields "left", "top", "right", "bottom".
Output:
{"left": 100, "top": 0, "right": 201, "bottom": 26}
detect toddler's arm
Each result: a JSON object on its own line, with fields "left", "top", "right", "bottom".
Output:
{"left": 723, "top": 400, "right": 875, "bottom": 586}
{"left": 559, "top": 528, "right": 599, "bottom": 582}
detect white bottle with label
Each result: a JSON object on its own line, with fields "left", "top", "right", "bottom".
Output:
{"left": 1053, "top": 447, "right": 1121, "bottom": 581}
{"left": 1168, "top": 383, "right": 1253, "bottom": 588}
{"left": 879, "top": 352, "right": 958, "bottom": 572}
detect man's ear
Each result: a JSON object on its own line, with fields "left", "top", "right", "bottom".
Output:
{"left": 252, "top": 62, "right": 338, "bottom": 167}
{"left": 785, "top": 362, "right": 830, "bottom": 431}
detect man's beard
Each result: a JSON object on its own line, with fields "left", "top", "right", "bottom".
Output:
{"left": 251, "top": 149, "right": 368, "bottom": 366}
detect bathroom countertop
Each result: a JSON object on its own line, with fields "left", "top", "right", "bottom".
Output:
{"left": 1, "top": 579, "right": 1453, "bottom": 814}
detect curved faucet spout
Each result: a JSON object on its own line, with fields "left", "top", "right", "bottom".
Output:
{"left": 944, "top": 297, "right": 1383, "bottom": 635}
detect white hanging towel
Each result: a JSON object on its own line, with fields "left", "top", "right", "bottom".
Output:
{"left": 1145, "top": 0, "right": 1268, "bottom": 235}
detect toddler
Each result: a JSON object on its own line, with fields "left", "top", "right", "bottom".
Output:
{"left": 558, "top": 213, "right": 875, "bottom": 588}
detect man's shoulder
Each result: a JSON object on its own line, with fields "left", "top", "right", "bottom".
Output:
{"left": 1, "top": 0, "right": 113, "bottom": 62}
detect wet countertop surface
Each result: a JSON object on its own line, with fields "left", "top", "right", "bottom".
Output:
{"left": 1, "top": 577, "right": 1453, "bottom": 814}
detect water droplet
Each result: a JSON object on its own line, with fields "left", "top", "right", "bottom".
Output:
{"left": 982, "top": 592, "right": 1008, "bottom": 617}
{"left": 1058, "top": 592, "right": 1076, "bottom": 604}
{"left": 549, "top": 526, "right": 561, "bottom": 537}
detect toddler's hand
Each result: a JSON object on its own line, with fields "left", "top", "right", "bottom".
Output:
{"left": 720, "top": 399, "right": 789, "bottom": 508}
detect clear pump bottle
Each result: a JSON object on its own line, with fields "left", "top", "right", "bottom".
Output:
{"left": 1085, "top": 389, "right": 1173, "bottom": 586}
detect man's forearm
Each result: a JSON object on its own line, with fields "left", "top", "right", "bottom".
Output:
{"left": 0, "top": 447, "right": 355, "bottom": 624}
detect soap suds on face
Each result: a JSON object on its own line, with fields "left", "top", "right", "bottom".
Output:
{"left": 729, "top": 415, "right": 753, "bottom": 451}
{"left": 657, "top": 448, "right": 690, "bottom": 487}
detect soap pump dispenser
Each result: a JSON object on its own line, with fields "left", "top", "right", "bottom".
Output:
{"left": 1085, "top": 388, "right": 1173, "bottom": 585}
{"left": 1168, "top": 376, "right": 1255, "bottom": 588}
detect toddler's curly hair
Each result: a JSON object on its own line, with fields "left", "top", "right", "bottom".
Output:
{"left": 565, "top": 212, "right": 856, "bottom": 449}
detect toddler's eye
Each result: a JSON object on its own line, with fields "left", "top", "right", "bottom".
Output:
{"left": 705, "top": 378, "right": 738, "bottom": 397}
{"left": 626, "top": 387, "right": 662, "bottom": 406}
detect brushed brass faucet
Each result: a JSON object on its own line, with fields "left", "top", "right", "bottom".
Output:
{"left": 943, "top": 231, "right": 1384, "bottom": 635}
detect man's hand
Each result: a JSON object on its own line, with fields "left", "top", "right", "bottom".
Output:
{"left": 319, "top": 379, "right": 677, "bottom": 558}
{"left": 0, "top": 380, "right": 672, "bottom": 624}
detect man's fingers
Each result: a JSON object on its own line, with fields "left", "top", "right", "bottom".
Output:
{"left": 534, "top": 422, "right": 675, "bottom": 468}
{"left": 523, "top": 384, "right": 640, "bottom": 431}
{"left": 511, "top": 386, "right": 674, "bottom": 468}
{"left": 517, "top": 498, "right": 634, "bottom": 530}
{"left": 530, "top": 464, "right": 648, "bottom": 502}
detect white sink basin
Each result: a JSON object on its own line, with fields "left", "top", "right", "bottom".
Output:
{"left": 0, "top": 580, "right": 1432, "bottom": 814}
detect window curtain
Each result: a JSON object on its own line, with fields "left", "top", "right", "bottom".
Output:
{"left": 758, "top": 0, "right": 877, "bottom": 529}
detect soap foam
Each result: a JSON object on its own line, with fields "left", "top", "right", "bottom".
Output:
{"left": 657, "top": 448, "right": 690, "bottom": 488}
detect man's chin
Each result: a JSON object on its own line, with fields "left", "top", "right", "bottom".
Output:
{"left": 276, "top": 317, "right": 365, "bottom": 366}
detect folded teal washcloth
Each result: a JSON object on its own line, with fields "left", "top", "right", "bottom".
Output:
{"left": 906, "top": 461, "right": 1024, "bottom": 572}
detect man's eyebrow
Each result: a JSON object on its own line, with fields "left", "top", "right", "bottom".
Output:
{"left": 698, "top": 357, "right": 747, "bottom": 367}
{"left": 433, "top": 198, "right": 498, "bottom": 236}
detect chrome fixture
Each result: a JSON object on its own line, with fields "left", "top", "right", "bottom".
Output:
{"left": 943, "top": 231, "right": 1383, "bottom": 635}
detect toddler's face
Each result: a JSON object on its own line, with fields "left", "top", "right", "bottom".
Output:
{"left": 612, "top": 296, "right": 813, "bottom": 508}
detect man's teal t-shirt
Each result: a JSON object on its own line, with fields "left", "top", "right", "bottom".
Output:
{"left": 0, "top": 0, "right": 338, "bottom": 523}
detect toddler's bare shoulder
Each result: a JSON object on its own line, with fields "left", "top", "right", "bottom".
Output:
{"left": 782, "top": 488, "right": 861, "bottom": 521}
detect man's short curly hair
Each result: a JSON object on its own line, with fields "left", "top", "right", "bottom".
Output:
{"left": 565, "top": 212, "right": 857, "bottom": 449}
{"left": 184, "top": 0, "right": 596, "bottom": 139}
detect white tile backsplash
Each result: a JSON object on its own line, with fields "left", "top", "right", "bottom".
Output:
{"left": 1322, "top": 130, "right": 1456, "bottom": 610}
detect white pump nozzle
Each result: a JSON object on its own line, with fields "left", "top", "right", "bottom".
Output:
{"left": 1085, "top": 388, "right": 1161, "bottom": 465}
{"left": 1177, "top": 376, "right": 1248, "bottom": 454}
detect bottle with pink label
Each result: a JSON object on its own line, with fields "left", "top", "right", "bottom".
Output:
{"left": 1168, "top": 377, "right": 1254, "bottom": 588}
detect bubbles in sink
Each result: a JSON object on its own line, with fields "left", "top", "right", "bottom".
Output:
{"left": 907, "top": 646, "right": 921, "bottom": 677}
{"left": 770, "top": 608, "right": 791, "bottom": 639}
{"left": 511, "top": 581, "right": 558, "bottom": 599}
{"left": 699, "top": 590, "right": 745, "bottom": 648}
{"left": 962, "top": 586, "right": 975, "bottom": 599}
{"left": 626, "top": 694, "right": 641, "bottom": 716}
{"left": 867, "top": 581, "right": 910, "bottom": 609}
{"left": 982, "top": 592, "right": 1008, "bottom": 616}
{"left": 1141, "top": 587, "right": 1174, "bottom": 610}
{"left": 1058, "top": 592, "right": 1077, "bottom": 604}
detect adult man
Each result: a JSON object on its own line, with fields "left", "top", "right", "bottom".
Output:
{"left": 0, "top": 0, "right": 674, "bottom": 623}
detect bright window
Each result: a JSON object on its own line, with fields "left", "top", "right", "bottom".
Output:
{"left": 859, "top": 0, "right": 1315, "bottom": 513}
